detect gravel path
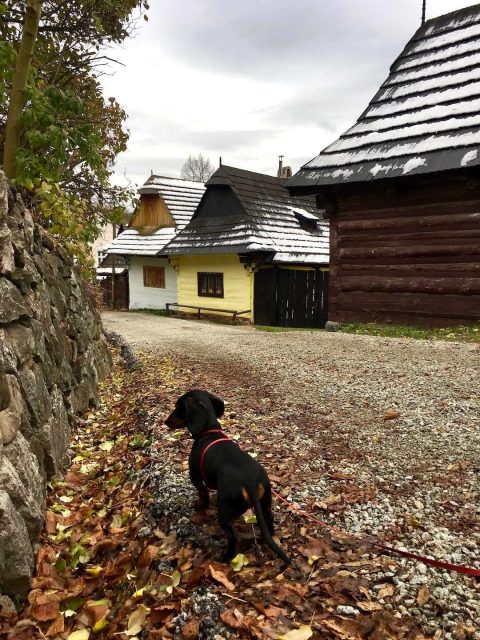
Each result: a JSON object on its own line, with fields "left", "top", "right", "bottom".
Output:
{"left": 102, "top": 311, "right": 480, "bottom": 637}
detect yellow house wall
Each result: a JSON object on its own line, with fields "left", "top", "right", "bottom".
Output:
{"left": 175, "top": 254, "right": 253, "bottom": 320}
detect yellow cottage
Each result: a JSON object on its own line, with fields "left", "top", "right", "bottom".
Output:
{"left": 163, "top": 165, "right": 330, "bottom": 328}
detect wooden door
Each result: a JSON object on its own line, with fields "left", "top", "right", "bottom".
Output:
{"left": 254, "top": 267, "right": 329, "bottom": 328}
{"left": 254, "top": 268, "right": 277, "bottom": 325}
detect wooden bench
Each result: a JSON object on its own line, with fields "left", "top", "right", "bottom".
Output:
{"left": 166, "top": 302, "right": 251, "bottom": 322}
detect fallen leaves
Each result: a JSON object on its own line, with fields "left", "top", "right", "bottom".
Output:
{"left": 0, "top": 350, "right": 423, "bottom": 640}
{"left": 278, "top": 625, "right": 313, "bottom": 640}
{"left": 209, "top": 564, "right": 235, "bottom": 591}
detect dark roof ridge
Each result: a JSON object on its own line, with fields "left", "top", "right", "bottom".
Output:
{"left": 420, "top": 2, "right": 480, "bottom": 34}
{"left": 145, "top": 174, "right": 205, "bottom": 185}
{"left": 207, "top": 165, "right": 286, "bottom": 186}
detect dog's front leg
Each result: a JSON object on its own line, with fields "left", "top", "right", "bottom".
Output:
{"left": 189, "top": 467, "right": 210, "bottom": 510}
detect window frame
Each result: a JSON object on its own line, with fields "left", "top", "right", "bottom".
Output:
{"left": 143, "top": 265, "right": 166, "bottom": 289}
{"left": 197, "top": 272, "right": 224, "bottom": 298}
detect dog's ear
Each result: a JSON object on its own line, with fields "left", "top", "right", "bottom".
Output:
{"left": 207, "top": 392, "right": 225, "bottom": 418}
{"left": 184, "top": 396, "right": 209, "bottom": 435}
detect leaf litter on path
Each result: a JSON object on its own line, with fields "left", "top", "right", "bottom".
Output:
{"left": 0, "top": 350, "right": 425, "bottom": 640}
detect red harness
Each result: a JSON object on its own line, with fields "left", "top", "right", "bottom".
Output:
{"left": 197, "top": 429, "right": 236, "bottom": 483}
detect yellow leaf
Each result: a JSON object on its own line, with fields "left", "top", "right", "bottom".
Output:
{"left": 230, "top": 554, "right": 249, "bottom": 572}
{"left": 85, "top": 565, "right": 103, "bottom": 577}
{"left": 171, "top": 571, "right": 181, "bottom": 587}
{"left": 126, "top": 604, "right": 149, "bottom": 637}
{"left": 59, "top": 495, "right": 74, "bottom": 503}
{"left": 307, "top": 555, "right": 319, "bottom": 566}
{"left": 86, "top": 598, "right": 111, "bottom": 609}
{"left": 132, "top": 587, "right": 146, "bottom": 599}
{"left": 243, "top": 514, "right": 257, "bottom": 524}
{"left": 99, "top": 441, "right": 114, "bottom": 451}
{"left": 278, "top": 626, "right": 313, "bottom": 640}
{"left": 67, "top": 631, "right": 90, "bottom": 640}
{"left": 92, "top": 617, "right": 108, "bottom": 632}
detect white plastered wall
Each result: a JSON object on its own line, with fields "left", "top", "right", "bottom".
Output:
{"left": 128, "top": 256, "right": 177, "bottom": 310}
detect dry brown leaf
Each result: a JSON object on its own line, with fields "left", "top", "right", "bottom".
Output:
{"left": 264, "top": 605, "right": 288, "bottom": 618}
{"left": 208, "top": 565, "right": 235, "bottom": 591}
{"left": 45, "top": 511, "right": 57, "bottom": 534}
{"left": 384, "top": 409, "right": 400, "bottom": 421}
{"left": 181, "top": 617, "right": 200, "bottom": 640}
{"left": 29, "top": 600, "right": 60, "bottom": 622}
{"left": 377, "top": 583, "right": 395, "bottom": 599}
{"left": 45, "top": 614, "right": 64, "bottom": 637}
{"left": 137, "top": 544, "right": 160, "bottom": 568}
{"left": 356, "top": 600, "right": 383, "bottom": 613}
{"left": 417, "top": 585, "right": 431, "bottom": 607}
{"left": 221, "top": 609, "right": 245, "bottom": 629}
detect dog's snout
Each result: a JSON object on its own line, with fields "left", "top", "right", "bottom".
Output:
{"left": 165, "top": 411, "right": 185, "bottom": 429}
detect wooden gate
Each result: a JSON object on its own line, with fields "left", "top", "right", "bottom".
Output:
{"left": 254, "top": 267, "right": 329, "bottom": 328}
{"left": 100, "top": 272, "right": 130, "bottom": 309}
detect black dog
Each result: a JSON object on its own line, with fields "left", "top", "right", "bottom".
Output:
{"left": 165, "top": 389, "right": 291, "bottom": 564}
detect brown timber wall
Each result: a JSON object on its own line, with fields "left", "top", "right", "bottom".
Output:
{"left": 329, "top": 174, "right": 480, "bottom": 327}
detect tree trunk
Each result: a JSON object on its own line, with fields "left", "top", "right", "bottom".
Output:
{"left": 3, "top": 0, "right": 43, "bottom": 179}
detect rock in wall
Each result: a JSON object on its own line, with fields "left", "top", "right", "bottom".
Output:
{"left": 0, "top": 171, "right": 112, "bottom": 595}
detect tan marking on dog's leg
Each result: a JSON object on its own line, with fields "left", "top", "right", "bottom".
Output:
{"left": 241, "top": 487, "right": 250, "bottom": 504}
{"left": 257, "top": 483, "right": 265, "bottom": 499}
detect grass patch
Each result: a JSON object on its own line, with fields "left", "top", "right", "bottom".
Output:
{"left": 129, "top": 308, "right": 169, "bottom": 317}
{"left": 255, "top": 325, "right": 324, "bottom": 333}
{"left": 339, "top": 322, "right": 480, "bottom": 342}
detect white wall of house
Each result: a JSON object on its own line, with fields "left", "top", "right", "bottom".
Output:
{"left": 128, "top": 256, "right": 178, "bottom": 310}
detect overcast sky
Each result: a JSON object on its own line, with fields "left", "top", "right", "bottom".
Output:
{"left": 101, "top": 0, "right": 476, "bottom": 187}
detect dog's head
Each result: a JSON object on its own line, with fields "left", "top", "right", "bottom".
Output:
{"left": 165, "top": 389, "right": 225, "bottom": 436}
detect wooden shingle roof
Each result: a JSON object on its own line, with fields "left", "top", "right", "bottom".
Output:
{"left": 104, "top": 175, "right": 205, "bottom": 257}
{"left": 162, "top": 165, "right": 329, "bottom": 264}
{"left": 288, "top": 4, "right": 480, "bottom": 191}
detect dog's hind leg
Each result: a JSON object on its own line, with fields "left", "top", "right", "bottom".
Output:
{"left": 218, "top": 518, "right": 238, "bottom": 562}
{"left": 217, "top": 493, "right": 245, "bottom": 562}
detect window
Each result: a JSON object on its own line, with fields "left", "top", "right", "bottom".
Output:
{"left": 198, "top": 272, "right": 224, "bottom": 298}
{"left": 143, "top": 266, "right": 165, "bottom": 288}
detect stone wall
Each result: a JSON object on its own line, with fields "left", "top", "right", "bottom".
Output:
{"left": 0, "top": 172, "right": 112, "bottom": 596}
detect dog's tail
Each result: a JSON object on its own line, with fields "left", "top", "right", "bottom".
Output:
{"left": 249, "top": 486, "right": 291, "bottom": 565}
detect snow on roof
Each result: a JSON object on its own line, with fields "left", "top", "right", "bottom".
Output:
{"left": 162, "top": 165, "right": 329, "bottom": 264}
{"left": 101, "top": 175, "right": 205, "bottom": 258}
{"left": 288, "top": 3, "right": 480, "bottom": 190}
{"left": 102, "top": 228, "right": 177, "bottom": 258}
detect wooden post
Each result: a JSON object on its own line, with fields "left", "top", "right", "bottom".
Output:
{"left": 110, "top": 223, "right": 117, "bottom": 310}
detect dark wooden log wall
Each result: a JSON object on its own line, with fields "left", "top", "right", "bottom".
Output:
{"left": 329, "top": 173, "right": 480, "bottom": 327}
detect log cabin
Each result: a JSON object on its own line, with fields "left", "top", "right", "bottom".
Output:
{"left": 287, "top": 4, "right": 480, "bottom": 327}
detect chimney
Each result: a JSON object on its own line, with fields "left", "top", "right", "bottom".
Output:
{"left": 277, "top": 156, "right": 292, "bottom": 178}
{"left": 277, "top": 155, "right": 284, "bottom": 178}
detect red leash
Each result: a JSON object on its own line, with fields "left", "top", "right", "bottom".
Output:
{"left": 272, "top": 489, "right": 480, "bottom": 578}
{"left": 193, "top": 428, "right": 480, "bottom": 577}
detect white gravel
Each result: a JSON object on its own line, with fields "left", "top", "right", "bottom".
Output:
{"left": 103, "top": 311, "right": 480, "bottom": 638}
